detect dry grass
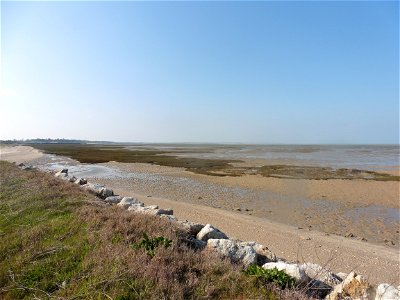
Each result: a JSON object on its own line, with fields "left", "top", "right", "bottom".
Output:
{"left": 0, "top": 161, "right": 315, "bottom": 299}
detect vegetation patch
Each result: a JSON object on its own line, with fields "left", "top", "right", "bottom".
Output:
{"left": 2, "top": 161, "right": 302, "bottom": 299}
{"left": 32, "top": 144, "right": 241, "bottom": 177}
{"left": 257, "top": 165, "right": 399, "bottom": 181}
{"left": 32, "top": 143, "right": 400, "bottom": 181}
{"left": 132, "top": 233, "right": 172, "bottom": 257}
{"left": 245, "top": 265, "right": 296, "bottom": 289}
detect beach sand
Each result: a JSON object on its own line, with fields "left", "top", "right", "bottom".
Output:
{"left": 105, "top": 187, "right": 400, "bottom": 286}
{"left": 0, "top": 145, "right": 43, "bottom": 163}
{"left": 1, "top": 145, "right": 399, "bottom": 285}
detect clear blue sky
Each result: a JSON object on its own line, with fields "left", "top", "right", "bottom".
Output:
{"left": 1, "top": 1, "right": 398, "bottom": 144}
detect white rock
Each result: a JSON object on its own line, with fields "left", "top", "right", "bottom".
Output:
{"left": 155, "top": 208, "right": 173, "bottom": 216}
{"left": 22, "top": 165, "right": 35, "bottom": 170}
{"left": 127, "top": 205, "right": 172, "bottom": 216}
{"left": 68, "top": 176, "right": 77, "bottom": 183}
{"left": 196, "top": 224, "right": 228, "bottom": 242}
{"left": 55, "top": 170, "right": 68, "bottom": 178}
{"left": 117, "top": 197, "right": 142, "bottom": 209}
{"left": 263, "top": 261, "right": 309, "bottom": 283}
{"left": 300, "top": 263, "right": 342, "bottom": 286}
{"left": 207, "top": 239, "right": 257, "bottom": 266}
{"left": 74, "top": 178, "right": 87, "bottom": 185}
{"left": 177, "top": 220, "right": 204, "bottom": 236}
{"left": 127, "top": 203, "right": 145, "bottom": 212}
{"left": 240, "top": 241, "right": 277, "bottom": 263}
{"left": 326, "top": 271, "right": 370, "bottom": 300}
{"left": 104, "top": 196, "right": 123, "bottom": 204}
{"left": 336, "top": 272, "right": 348, "bottom": 281}
{"left": 375, "top": 284, "right": 399, "bottom": 300}
{"left": 82, "top": 183, "right": 105, "bottom": 195}
{"left": 160, "top": 214, "right": 178, "bottom": 222}
{"left": 100, "top": 188, "right": 113, "bottom": 199}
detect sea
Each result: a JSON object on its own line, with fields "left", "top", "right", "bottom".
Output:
{"left": 138, "top": 144, "right": 400, "bottom": 170}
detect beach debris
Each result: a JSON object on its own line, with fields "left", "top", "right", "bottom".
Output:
{"left": 375, "top": 283, "right": 400, "bottom": 300}
{"left": 207, "top": 238, "right": 257, "bottom": 267}
{"left": 177, "top": 220, "right": 204, "bottom": 236}
{"left": 326, "top": 271, "right": 371, "bottom": 300}
{"left": 196, "top": 224, "right": 228, "bottom": 242}
{"left": 262, "top": 261, "right": 309, "bottom": 284}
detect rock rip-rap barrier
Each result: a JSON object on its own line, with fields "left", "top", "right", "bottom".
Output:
{"left": 17, "top": 165, "right": 400, "bottom": 300}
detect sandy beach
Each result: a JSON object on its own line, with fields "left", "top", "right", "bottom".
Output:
{"left": 1, "top": 145, "right": 399, "bottom": 286}
{"left": 0, "top": 145, "right": 43, "bottom": 163}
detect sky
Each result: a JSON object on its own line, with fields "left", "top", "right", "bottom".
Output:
{"left": 1, "top": 1, "right": 398, "bottom": 144}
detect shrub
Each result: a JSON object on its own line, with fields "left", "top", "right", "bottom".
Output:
{"left": 245, "top": 265, "right": 296, "bottom": 289}
{"left": 132, "top": 233, "right": 172, "bottom": 257}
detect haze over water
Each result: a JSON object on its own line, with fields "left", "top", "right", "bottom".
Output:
{"left": 150, "top": 144, "right": 400, "bottom": 170}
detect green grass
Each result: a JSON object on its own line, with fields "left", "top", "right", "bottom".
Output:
{"left": 1, "top": 161, "right": 296, "bottom": 299}
{"left": 31, "top": 144, "right": 399, "bottom": 181}
{"left": 245, "top": 265, "right": 296, "bottom": 289}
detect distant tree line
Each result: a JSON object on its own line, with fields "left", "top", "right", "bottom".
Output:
{"left": 0, "top": 138, "right": 88, "bottom": 144}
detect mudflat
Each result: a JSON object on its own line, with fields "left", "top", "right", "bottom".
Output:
{"left": 1, "top": 144, "right": 399, "bottom": 285}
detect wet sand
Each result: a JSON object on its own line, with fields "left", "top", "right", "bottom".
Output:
{"left": 94, "top": 161, "right": 399, "bottom": 248}
{"left": 103, "top": 188, "right": 400, "bottom": 286}
{"left": 1, "top": 145, "right": 399, "bottom": 285}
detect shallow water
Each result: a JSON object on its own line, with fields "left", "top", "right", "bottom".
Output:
{"left": 151, "top": 144, "right": 400, "bottom": 170}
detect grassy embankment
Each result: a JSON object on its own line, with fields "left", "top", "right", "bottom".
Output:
{"left": 33, "top": 144, "right": 400, "bottom": 181}
{"left": 0, "top": 161, "right": 310, "bottom": 299}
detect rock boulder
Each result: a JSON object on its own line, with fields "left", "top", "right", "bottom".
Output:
{"left": 375, "top": 283, "right": 400, "bottom": 300}
{"left": 104, "top": 196, "right": 123, "bottom": 204}
{"left": 207, "top": 239, "right": 257, "bottom": 266}
{"left": 196, "top": 224, "right": 228, "bottom": 242}
{"left": 263, "top": 261, "right": 309, "bottom": 283}
{"left": 177, "top": 220, "right": 204, "bottom": 236}
{"left": 240, "top": 241, "right": 277, "bottom": 264}
{"left": 117, "top": 197, "right": 142, "bottom": 209}
{"left": 326, "top": 271, "right": 371, "bottom": 300}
